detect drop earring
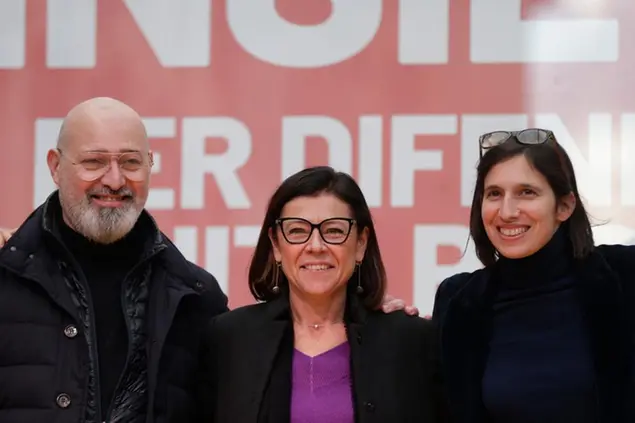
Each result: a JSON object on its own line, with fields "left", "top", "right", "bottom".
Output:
{"left": 355, "top": 262, "right": 363, "bottom": 294}
{"left": 271, "top": 261, "right": 281, "bottom": 294}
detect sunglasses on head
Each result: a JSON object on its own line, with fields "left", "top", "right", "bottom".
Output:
{"left": 478, "top": 128, "right": 555, "bottom": 157}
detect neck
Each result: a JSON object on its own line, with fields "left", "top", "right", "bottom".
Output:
{"left": 289, "top": 288, "right": 347, "bottom": 327}
{"left": 56, "top": 209, "right": 145, "bottom": 260}
{"left": 497, "top": 225, "right": 573, "bottom": 289}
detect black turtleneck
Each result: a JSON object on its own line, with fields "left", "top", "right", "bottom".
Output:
{"left": 481, "top": 228, "right": 597, "bottom": 423}
{"left": 57, "top": 214, "right": 146, "bottom": 416}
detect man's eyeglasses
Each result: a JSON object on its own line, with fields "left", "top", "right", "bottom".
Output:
{"left": 58, "top": 149, "right": 152, "bottom": 182}
{"left": 479, "top": 128, "right": 555, "bottom": 157}
{"left": 275, "top": 217, "right": 355, "bottom": 245}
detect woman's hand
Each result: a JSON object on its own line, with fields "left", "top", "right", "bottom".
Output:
{"left": 380, "top": 294, "right": 420, "bottom": 316}
{"left": 0, "top": 227, "right": 16, "bottom": 248}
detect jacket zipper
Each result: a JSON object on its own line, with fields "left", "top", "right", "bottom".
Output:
{"left": 103, "top": 245, "right": 165, "bottom": 422}
{"left": 82, "top": 269, "right": 105, "bottom": 422}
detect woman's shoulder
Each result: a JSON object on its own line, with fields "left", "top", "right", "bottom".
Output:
{"left": 591, "top": 244, "right": 635, "bottom": 280}
{"left": 431, "top": 268, "right": 488, "bottom": 317}
{"left": 208, "top": 301, "right": 276, "bottom": 335}
{"left": 437, "top": 268, "right": 488, "bottom": 294}
{"left": 595, "top": 243, "right": 635, "bottom": 263}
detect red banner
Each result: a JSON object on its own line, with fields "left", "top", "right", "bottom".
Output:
{"left": 1, "top": 0, "right": 634, "bottom": 312}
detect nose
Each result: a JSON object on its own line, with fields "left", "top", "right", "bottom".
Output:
{"left": 306, "top": 228, "right": 326, "bottom": 251}
{"left": 499, "top": 195, "right": 519, "bottom": 220}
{"left": 100, "top": 159, "right": 125, "bottom": 190}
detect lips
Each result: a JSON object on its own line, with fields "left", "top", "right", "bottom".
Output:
{"left": 89, "top": 194, "right": 133, "bottom": 208}
{"left": 301, "top": 264, "right": 334, "bottom": 271}
{"left": 91, "top": 195, "right": 131, "bottom": 202}
{"left": 498, "top": 226, "right": 529, "bottom": 237}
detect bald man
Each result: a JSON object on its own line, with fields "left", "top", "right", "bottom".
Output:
{"left": 0, "top": 97, "right": 228, "bottom": 423}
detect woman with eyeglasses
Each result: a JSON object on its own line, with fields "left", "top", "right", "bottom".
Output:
{"left": 198, "top": 166, "right": 448, "bottom": 423}
{"left": 432, "top": 128, "right": 635, "bottom": 422}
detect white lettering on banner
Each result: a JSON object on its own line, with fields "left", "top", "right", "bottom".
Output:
{"left": 205, "top": 226, "right": 230, "bottom": 295}
{"left": 281, "top": 115, "right": 353, "bottom": 180}
{"left": 122, "top": 0, "right": 210, "bottom": 67}
{"left": 358, "top": 116, "right": 383, "bottom": 208}
{"left": 181, "top": 117, "right": 252, "bottom": 210}
{"left": 621, "top": 114, "right": 635, "bottom": 207}
{"left": 34, "top": 119, "right": 64, "bottom": 207}
{"left": 534, "top": 113, "right": 612, "bottom": 207}
{"left": 47, "top": 0, "right": 96, "bottom": 68}
{"left": 144, "top": 118, "right": 177, "bottom": 210}
{"left": 399, "top": 0, "right": 449, "bottom": 64}
{"left": 227, "top": 0, "right": 382, "bottom": 68}
{"left": 413, "top": 224, "right": 480, "bottom": 314}
{"left": 0, "top": 0, "right": 26, "bottom": 68}
{"left": 281, "top": 115, "right": 384, "bottom": 207}
{"left": 459, "top": 113, "right": 616, "bottom": 208}
{"left": 390, "top": 115, "right": 454, "bottom": 207}
{"left": 3, "top": 0, "right": 624, "bottom": 69}
{"left": 460, "top": 115, "right": 529, "bottom": 207}
{"left": 46, "top": 0, "right": 210, "bottom": 68}
{"left": 172, "top": 225, "right": 260, "bottom": 295}
{"left": 234, "top": 225, "right": 260, "bottom": 248}
{"left": 470, "top": 0, "right": 619, "bottom": 63}
{"left": 33, "top": 112, "right": 625, "bottom": 210}
{"left": 173, "top": 226, "right": 198, "bottom": 263}
{"left": 34, "top": 117, "right": 185, "bottom": 209}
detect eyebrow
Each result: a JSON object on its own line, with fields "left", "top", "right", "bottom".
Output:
{"left": 82, "top": 148, "right": 142, "bottom": 153}
{"left": 484, "top": 183, "right": 542, "bottom": 192}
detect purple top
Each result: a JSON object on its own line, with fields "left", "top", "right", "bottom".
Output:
{"left": 290, "top": 342, "right": 354, "bottom": 423}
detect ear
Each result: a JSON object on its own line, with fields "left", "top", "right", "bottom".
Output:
{"left": 556, "top": 192, "right": 576, "bottom": 222}
{"left": 355, "top": 227, "right": 369, "bottom": 263}
{"left": 268, "top": 227, "right": 282, "bottom": 262}
{"left": 47, "top": 149, "right": 62, "bottom": 186}
{"left": 148, "top": 150, "right": 155, "bottom": 167}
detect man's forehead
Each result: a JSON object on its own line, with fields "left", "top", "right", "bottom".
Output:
{"left": 78, "top": 147, "right": 144, "bottom": 154}
{"left": 62, "top": 114, "right": 148, "bottom": 153}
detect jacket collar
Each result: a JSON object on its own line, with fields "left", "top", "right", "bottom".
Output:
{"left": 258, "top": 284, "right": 370, "bottom": 326}
{"left": 236, "top": 286, "right": 369, "bottom": 422}
{"left": 0, "top": 190, "right": 202, "bottom": 293}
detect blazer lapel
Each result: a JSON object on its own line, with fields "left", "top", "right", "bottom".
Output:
{"left": 347, "top": 320, "right": 366, "bottom": 418}
{"left": 236, "top": 299, "right": 290, "bottom": 422}
{"left": 345, "top": 292, "right": 374, "bottom": 422}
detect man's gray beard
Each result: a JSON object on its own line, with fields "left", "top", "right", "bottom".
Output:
{"left": 62, "top": 196, "right": 141, "bottom": 244}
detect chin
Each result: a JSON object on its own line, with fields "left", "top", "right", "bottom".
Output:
{"left": 296, "top": 281, "right": 340, "bottom": 296}
{"left": 497, "top": 245, "right": 538, "bottom": 260}
{"left": 300, "top": 286, "right": 333, "bottom": 296}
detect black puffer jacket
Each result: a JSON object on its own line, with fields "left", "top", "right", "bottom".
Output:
{"left": 0, "top": 192, "right": 229, "bottom": 423}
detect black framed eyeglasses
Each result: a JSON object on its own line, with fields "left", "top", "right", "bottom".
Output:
{"left": 275, "top": 217, "right": 356, "bottom": 245}
{"left": 479, "top": 128, "right": 555, "bottom": 157}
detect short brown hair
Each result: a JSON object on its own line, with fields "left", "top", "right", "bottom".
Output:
{"left": 248, "top": 166, "right": 387, "bottom": 309}
{"left": 469, "top": 134, "right": 594, "bottom": 266}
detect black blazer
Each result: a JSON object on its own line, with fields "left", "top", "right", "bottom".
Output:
{"left": 199, "top": 292, "right": 448, "bottom": 423}
{"left": 432, "top": 244, "right": 635, "bottom": 423}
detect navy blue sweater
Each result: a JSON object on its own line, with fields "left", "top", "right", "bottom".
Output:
{"left": 481, "top": 230, "right": 597, "bottom": 423}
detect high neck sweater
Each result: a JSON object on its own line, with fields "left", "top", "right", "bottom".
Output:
{"left": 57, "top": 214, "right": 146, "bottom": 416}
{"left": 481, "top": 229, "right": 597, "bottom": 423}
